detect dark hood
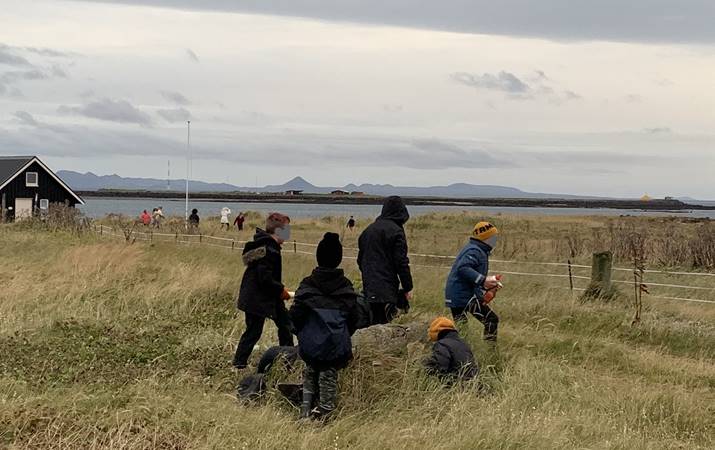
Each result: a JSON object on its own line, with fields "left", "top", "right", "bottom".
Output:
{"left": 297, "top": 267, "right": 353, "bottom": 297}
{"left": 253, "top": 228, "right": 274, "bottom": 243}
{"left": 378, "top": 196, "right": 409, "bottom": 225}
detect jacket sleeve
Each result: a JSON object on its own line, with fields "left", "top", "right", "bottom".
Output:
{"left": 347, "top": 296, "right": 361, "bottom": 335}
{"left": 456, "top": 249, "right": 486, "bottom": 299}
{"left": 357, "top": 235, "right": 364, "bottom": 272}
{"left": 288, "top": 297, "right": 309, "bottom": 333}
{"left": 392, "top": 230, "right": 413, "bottom": 293}
{"left": 424, "top": 342, "right": 452, "bottom": 375}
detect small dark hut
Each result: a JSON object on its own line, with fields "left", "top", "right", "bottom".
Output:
{"left": 0, "top": 156, "right": 84, "bottom": 221}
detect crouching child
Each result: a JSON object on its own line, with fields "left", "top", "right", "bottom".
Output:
{"left": 424, "top": 317, "right": 479, "bottom": 382}
{"left": 289, "top": 232, "right": 360, "bottom": 419}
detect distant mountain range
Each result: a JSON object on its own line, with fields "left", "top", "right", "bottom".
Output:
{"left": 58, "top": 171, "right": 611, "bottom": 199}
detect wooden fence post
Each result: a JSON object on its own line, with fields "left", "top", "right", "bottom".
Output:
{"left": 581, "top": 251, "right": 616, "bottom": 301}
{"left": 567, "top": 259, "right": 574, "bottom": 293}
{"left": 231, "top": 239, "right": 235, "bottom": 251}
{"left": 294, "top": 240, "right": 297, "bottom": 253}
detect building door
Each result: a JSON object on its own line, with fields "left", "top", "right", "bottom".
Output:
{"left": 15, "top": 198, "right": 33, "bottom": 220}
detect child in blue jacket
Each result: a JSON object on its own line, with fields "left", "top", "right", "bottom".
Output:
{"left": 445, "top": 222, "right": 502, "bottom": 341}
{"left": 289, "top": 233, "right": 360, "bottom": 419}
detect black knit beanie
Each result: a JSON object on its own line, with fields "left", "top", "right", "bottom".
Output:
{"left": 316, "top": 232, "right": 342, "bottom": 268}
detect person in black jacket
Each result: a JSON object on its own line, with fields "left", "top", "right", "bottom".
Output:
{"left": 289, "top": 232, "right": 360, "bottom": 419}
{"left": 233, "top": 213, "right": 294, "bottom": 369}
{"left": 424, "top": 316, "right": 479, "bottom": 382}
{"left": 188, "top": 208, "right": 200, "bottom": 231}
{"left": 357, "top": 196, "right": 413, "bottom": 324}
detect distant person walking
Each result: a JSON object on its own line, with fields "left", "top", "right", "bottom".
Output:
{"left": 153, "top": 206, "right": 165, "bottom": 229}
{"left": 357, "top": 196, "right": 413, "bottom": 325}
{"left": 220, "top": 207, "right": 231, "bottom": 231}
{"left": 233, "top": 213, "right": 294, "bottom": 369}
{"left": 346, "top": 215, "right": 356, "bottom": 232}
{"left": 234, "top": 212, "right": 246, "bottom": 231}
{"left": 140, "top": 209, "right": 151, "bottom": 227}
{"left": 188, "top": 208, "right": 200, "bottom": 231}
{"left": 445, "top": 222, "right": 503, "bottom": 342}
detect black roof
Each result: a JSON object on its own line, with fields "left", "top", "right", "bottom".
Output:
{"left": 0, "top": 156, "right": 33, "bottom": 186}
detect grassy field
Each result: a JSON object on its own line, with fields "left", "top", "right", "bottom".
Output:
{"left": 1, "top": 212, "right": 713, "bottom": 449}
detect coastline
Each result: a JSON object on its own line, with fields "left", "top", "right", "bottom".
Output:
{"left": 76, "top": 190, "right": 714, "bottom": 212}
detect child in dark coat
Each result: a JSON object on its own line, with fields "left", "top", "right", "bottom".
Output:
{"left": 289, "top": 232, "right": 360, "bottom": 419}
{"left": 424, "top": 317, "right": 479, "bottom": 382}
{"left": 233, "top": 213, "right": 293, "bottom": 369}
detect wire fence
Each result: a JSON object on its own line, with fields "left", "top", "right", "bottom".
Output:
{"left": 94, "top": 225, "right": 715, "bottom": 306}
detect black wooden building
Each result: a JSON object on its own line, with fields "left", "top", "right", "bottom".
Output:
{"left": 0, "top": 156, "right": 84, "bottom": 221}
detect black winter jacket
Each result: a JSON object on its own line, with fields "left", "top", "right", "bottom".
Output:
{"left": 357, "top": 196, "right": 413, "bottom": 304}
{"left": 424, "top": 330, "right": 479, "bottom": 381}
{"left": 289, "top": 268, "right": 360, "bottom": 370}
{"left": 236, "top": 229, "right": 285, "bottom": 319}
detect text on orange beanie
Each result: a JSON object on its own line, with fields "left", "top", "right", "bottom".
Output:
{"left": 428, "top": 316, "right": 457, "bottom": 341}
{"left": 472, "top": 221, "right": 498, "bottom": 241}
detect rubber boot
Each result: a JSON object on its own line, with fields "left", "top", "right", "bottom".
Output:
{"left": 300, "top": 393, "right": 314, "bottom": 419}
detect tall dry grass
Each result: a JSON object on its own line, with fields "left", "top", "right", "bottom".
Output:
{"left": 0, "top": 212, "right": 713, "bottom": 449}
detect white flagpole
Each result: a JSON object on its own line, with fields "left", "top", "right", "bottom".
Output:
{"left": 185, "top": 120, "right": 191, "bottom": 227}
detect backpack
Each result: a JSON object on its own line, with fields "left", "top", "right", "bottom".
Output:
{"left": 299, "top": 308, "right": 351, "bottom": 363}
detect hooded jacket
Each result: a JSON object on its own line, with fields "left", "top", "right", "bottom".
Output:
{"left": 424, "top": 329, "right": 479, "bottom": 381}
{"left": 445, "top": 238, "right": 492, "bottom": 309}
{"left": 289, "top": 267, "right": 360, "bottom": 370}
{"left": 236, "top": 229, "right": 285, "bottom": 318}
{"left": 357, "top": 196, "right": 413, "bottom": 304}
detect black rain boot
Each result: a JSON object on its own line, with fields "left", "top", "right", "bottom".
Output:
{"left": 300, "top": 393, "right": 314, "bottom": 419}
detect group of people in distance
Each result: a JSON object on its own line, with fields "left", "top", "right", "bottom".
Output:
{"left": 140, "top": 206, "right": 165, "bottom": 228}
{"left": 141, "top": 207, "right": 247, "bottom": 232}
{"left": 232, "top": 196, "right": 503, "bottom": 420}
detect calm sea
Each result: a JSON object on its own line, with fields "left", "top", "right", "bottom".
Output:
{"left": 78, "top": 197, "right": 715, "bottom": 220}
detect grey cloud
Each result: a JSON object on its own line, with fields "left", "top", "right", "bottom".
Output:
{"left": 11, "top": 110, "right": 68, "bottom": 134}
{"left": 160, "top": 90, "right": 190, "bottom": 105}
{"left": 75, "top": 1, "right": 715, "bottom": 44}
{"left": 157, "top": 107, "right": 192, "bottom": 123}
{"left": 13, "top": 111, "right": 39, "bottom": 126}
{"left": 22, "top": 46, "right": 74, "bottom": 58}
{"left": 411, "top": 139, "right": 511, "bottom": 168}
{"left": 451, "top": 70, "right": 580, "bottom": 103}
{"left": 451, "top": 71, "right": 530, "bottom": 95}
{"left": 0, "top": 45, "right": 32, "bottom": 67}
{"left": 185, "top": 48, "right": 199, "bottom": 63}
{"left": 644, "top": 127, "right": 672, "bottom": 134}
{"left": 1, "top": 69, "right": 49, "bottom": 83}
{"left": 51, "top": 65, "right": 69, "bottom": 78}
{"left": 0, "top": 119, "right": 703, "bottom": 178}
{"left": 58, "top": 98, "right": 153, "bottom": 126}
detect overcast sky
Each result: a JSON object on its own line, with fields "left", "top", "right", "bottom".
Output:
{"left": 1, "top": 0, "right": 713, "bottom": 198}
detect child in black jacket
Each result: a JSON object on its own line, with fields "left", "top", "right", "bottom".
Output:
{"left": 289, "top": 233, "right": 360, "bottom": 419}
{"left": 424, "top": 317, "right": 479, "bottom": 382}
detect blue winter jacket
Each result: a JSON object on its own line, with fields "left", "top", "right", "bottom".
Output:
{"left": 445, "top": 238, "right": 492, "bottom": 309}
